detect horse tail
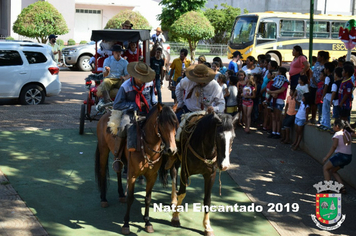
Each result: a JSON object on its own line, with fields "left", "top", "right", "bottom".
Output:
{"left": 95, "top": 143, "right": 109, "bottom": 192}
{"left": 158, "top": 154, "right": 169, "bottom": 188}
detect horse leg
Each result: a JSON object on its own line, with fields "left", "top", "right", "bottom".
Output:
{"left": 122, "top": 171, "right": 136, "bottom": 235}
{"left": 171, "top": 170, "right": 187, "bottom": 227}
{"left": 143, "top": 173, "right": 157, "bottom": 233}
{"left": 170, "top": 164, "right": 178, "bottom": 205}
{"left": 117, "top": 171, "right": 126, "bottom": 203}
{"left": 95, "top": 143, "right": 110, "bottom": 208}
{"left": 202, "top": 172, "right": 216, "bottom": 236}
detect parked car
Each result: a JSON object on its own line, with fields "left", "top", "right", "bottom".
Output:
{"left": 0, "top": 41, "right": 61, "bottom": 105}
{"left": 62, "top": 41, "right": 95, "bottom": 71}
{"left": 62, "top": 41, "right": 170, "bottom": 71}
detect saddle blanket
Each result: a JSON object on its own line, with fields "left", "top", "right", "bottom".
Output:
{"left": 176, "top": 110, "right": 206, "bottom": 142}
{"left": 107, "top": 110, "right": 123, "bottom": 135}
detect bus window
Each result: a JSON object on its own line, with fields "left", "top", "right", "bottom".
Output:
{"left": 230, "top": 16, "right": 257, "bottom": 46}
{"left": 331, "top": 22, "right": 346, "bottom": 38}
{"left": 280, "top": 20, "right": 304, "bottom": 37}
{"left": 306, "top": 21, "right": 329, "bottom": 38}
{"left": 257, "top": 22, "right": 277, "bottom": 39}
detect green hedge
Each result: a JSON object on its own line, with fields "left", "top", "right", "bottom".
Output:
{"left": 79, "top": 40, "right": 87, "bottom": 44}
{"left": 57, "top": 39, "right": 64, "bottom": 46}
{"left": 67, "top": 39, "right": 76, "bottom": 46}
{"left": 6, "top": 36, "right": 15, "bottom": 40}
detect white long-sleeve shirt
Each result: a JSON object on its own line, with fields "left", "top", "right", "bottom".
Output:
{"left": 175, "top": 77, "right": 225, "bottom": 113}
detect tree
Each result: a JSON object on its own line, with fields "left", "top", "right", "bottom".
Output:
{"left": 13, "top": 2, "right": 68, "bottom": 43}
{"left": 171, "top": 11, "right": 214, "bottom": 61}
{"left": 204, "top": 3, "right": 248, "bottom": 44}
{"left": 158, "top": 0, "right": 207, "bottom": 33}
{"left": 105, "top": 10, "right": 150, "bottom": 30}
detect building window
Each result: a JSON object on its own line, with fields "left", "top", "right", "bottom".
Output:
{"left": 76, "top": 9, "right": 101, "bottom": 14}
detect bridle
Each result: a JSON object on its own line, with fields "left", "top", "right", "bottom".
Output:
{"left": 141, "top": 110, "right": 176, "bottom": 169}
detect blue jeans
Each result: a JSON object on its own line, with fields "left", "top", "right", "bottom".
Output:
{"left": 155, "top": 76, "right": 162, "bottom": 104}
{"left": 317, "top": 103, "right": 323, "bottom": 124}
{"left": 321, "top": 98, "right": 331, "bottom": 128}
{"left": 333, "top": 105, "right": 341, "bottom": 119}
{"left": 176, "top": 105, "right": 191, "bottom": 123}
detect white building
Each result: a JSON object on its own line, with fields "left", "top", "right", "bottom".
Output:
{"left": 0, "top": 0, "right": 162, "bottom": 42}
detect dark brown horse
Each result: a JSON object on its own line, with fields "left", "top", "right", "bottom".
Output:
{"left": 171, "top": 113, "right": 238, "bottom": 236}
{"left": 95, "top": 103, "right": 179, "bottom": 234}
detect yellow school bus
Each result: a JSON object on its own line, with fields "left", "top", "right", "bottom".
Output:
{"left": 228, "top": 11, "right": 354, "bottom": 64}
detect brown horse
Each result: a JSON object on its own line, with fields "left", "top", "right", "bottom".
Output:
{"left": 95, "top": 103, "right": 178, "bottom": 234}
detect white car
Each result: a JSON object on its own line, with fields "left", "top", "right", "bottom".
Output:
{"left": 0, "top": 41, "right": 61, "bottom": 105}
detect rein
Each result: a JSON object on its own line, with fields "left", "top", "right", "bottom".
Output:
{"left": 140, "top": 115, "right": 165, "bottom": 169}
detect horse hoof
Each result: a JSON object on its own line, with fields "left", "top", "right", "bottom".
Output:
{"left": 101, "top": 201, "right": 109, "bottom": 208}
{"left": 171, "top": 219, "right": 180, "bottom": 227}
{"left": 145, "top": 225, "right": 154, "bottom": 233}
{"left": 119, "top": 197, "right": 126, "bottom": 203}
{"left": 122, "top": 226, "right": 130, "bottom": 235}
{"left": 204, "top": 230, "right": 215, "bottom": 236}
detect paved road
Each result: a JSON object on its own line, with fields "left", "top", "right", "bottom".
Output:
{"left": 0, "top": 69, "right": 355, "bottom": 235}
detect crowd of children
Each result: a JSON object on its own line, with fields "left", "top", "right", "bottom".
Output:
{"left": 193, "top": 49, "right": 355, "bottom": 154}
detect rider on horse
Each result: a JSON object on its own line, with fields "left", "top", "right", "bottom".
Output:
{"left": 112, "top": 61, "right": 157, "bottom": 173}
{"left": 165, "top": 64, "right": 225, "bottom": 170}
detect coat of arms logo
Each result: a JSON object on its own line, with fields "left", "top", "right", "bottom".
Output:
{"left": 311, "top": 181, "right": 346, "bottom": 230}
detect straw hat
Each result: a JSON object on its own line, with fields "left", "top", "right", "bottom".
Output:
{"left": 185, "top": 64, "right": 216, "bottom": 83}
{"left": 122, "top": 20, "right": 133, "bottom": 28}
{"left": 127, "top": 61, "right": 155, "bottom": 82}
{"left": 156, "top": 27, "right": 162, "bottom": 32}
{"left": 198, "top": 55, "right": 206, "bottom": 63}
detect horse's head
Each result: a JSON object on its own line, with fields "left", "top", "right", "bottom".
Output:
{"left": 214, "top": 113, "right": 238, "bottom": 171}
{"left": 156, "top": 103, "right": 179, "bottom": 156}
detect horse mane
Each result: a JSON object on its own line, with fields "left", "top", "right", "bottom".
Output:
{"left": 158, "top": 105, "right": 179, "bottom": 129}
{"left": 143, "top": 104, "right": 178, "bottom": 129}
{"left": 218, "top": 114, "right": 234, "bottom": 132}
{"left": 192, "top": 113, "right": 233, "bottom": 143}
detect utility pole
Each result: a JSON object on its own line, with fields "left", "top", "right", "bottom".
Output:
{"left": 309, "top": 0, "right": 314, "bottom": 65}
{"left": 324, "top": 0, "right": 327, "bottom": 14}
{"left": 353, "top": 0, "right": 355, "bottom": 15}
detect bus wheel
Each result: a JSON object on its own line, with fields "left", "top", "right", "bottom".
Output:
{"left": 350, "top": 55, "right": 356, "bottom": 65}
{"left": 268, "top": 53, "right": 280, "bottom": 66}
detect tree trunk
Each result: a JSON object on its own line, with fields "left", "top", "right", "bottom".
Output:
{"left": 188, "top": 40, "right": 197, "bottom": 64}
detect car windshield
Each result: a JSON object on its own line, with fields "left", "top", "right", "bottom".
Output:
{"left": 230, "top": 16, "right": 258, "bottom": 48}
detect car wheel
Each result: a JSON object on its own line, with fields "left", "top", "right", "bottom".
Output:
{"left": 77, "top": 55, "right": 92, "bottom": 71}
{"left": 19, "top": 84, "right": 45, "bottom": 105}
{"left": 268, "top": 52, "right": 281, "bottom": 66}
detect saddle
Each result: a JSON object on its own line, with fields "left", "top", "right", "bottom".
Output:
{"left": 107, "top": 110, "right": 146, "bottom": 151}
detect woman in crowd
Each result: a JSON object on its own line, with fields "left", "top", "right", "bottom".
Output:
{"left": 289, "top": 45, "right": 310, "bottom": 90}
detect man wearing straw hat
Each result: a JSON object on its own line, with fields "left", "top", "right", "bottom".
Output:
{"left": 150, "top": 27, "right": 166, "bottom": 45}
{"left": 175, "top": 64, "right": 225, "bottom": 121}
{"left": 111, "top": 61, "right": 157, "bottom": 172}
{"left": 165, "top": 64, "right": 225, "bottom": 169}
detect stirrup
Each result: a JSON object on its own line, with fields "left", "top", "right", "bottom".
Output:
{"left": 112, "top": 158, "right": 124, "bottom": 173}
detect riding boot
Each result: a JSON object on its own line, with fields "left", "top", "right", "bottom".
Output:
{"left": 112, "top": 137, "right": 125, "bottom": 173}
{"left": 102, "top": 90, "right": 111, "bottom": 104}
{"left": 127, "top": 124, "right": 137, "bottom": 152}
{"left": 165, "top": 155, "right": 177, "bottom": 170}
